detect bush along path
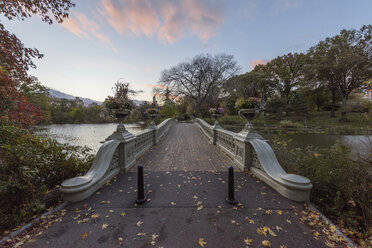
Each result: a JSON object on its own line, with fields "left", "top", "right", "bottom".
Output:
{"left": 4, "top": 123, "right": 353, "bottom": 247}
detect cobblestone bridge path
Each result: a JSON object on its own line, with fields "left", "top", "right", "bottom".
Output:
{"left": 21, "top": 123, "right": 347, "bottom": 248}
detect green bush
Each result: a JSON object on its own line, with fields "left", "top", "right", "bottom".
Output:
{"left": 279, "top": 120, "right": 294, "bottom": 128}
{"left": 273, "top": 142, "right": 372, "bottom": 233}
{"left": 218, "top": 115, "right": 246, "bottom": 125}
{"left": 0, "top": 123, "right": 94, "bottom": 231}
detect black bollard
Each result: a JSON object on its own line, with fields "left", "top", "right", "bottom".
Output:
{"left": 136, "top": 166, "right": 147, "bottom": 204}
{"left": 226, "top": 166, "right": 237, "bottom": 205}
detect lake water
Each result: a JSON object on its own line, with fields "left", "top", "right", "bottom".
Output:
{"left": 37, "top": 123, "right": 372, "bottom": 158}
{"left": 37, "top": 123, "right": 141, "bottom": 152}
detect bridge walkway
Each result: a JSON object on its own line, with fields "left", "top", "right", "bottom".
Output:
{"left": 21, "top": 123, "right": 345, "bottom": 248}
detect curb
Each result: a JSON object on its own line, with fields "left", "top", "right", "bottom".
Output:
{"left": 0, "top": 201, "right": 69, "bottom": 245}
{"left": 308, "top": 203, "right": 357, "bottom": 248}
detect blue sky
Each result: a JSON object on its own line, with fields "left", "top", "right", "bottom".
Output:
{"left": 1, "top": 0, "right": 371, "bottom": 101}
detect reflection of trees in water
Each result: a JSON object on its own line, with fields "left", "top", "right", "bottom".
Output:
{"left": 343, "top": 135, "right": 372, "bottom": 158}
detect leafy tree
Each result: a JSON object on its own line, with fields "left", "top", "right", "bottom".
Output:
{"left": 0, "top": 0, "right": 75, "bottom": 82}
{"left": 309, "top": 25, "right": 372, "bottom": 121}
{"left": 265, "top": 97, "right": 287, "bottom": 120}
{"left": 159, "top": 53, "right": 240, "bottom": 116}
{"left": 0, "top": 68, "right": 43, "bottom": 126}
{"left": 266, "top": 53, "right": 307, "bottom": 103}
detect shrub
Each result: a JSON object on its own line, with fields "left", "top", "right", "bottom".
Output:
{"left": 0, "top": 123, "right": 94, "bottom": 232}
{"left": 279, "top": 120, "right": 294, "bottom": 128}
{"left": 273, "top": 142, "right": 372, "bottom": 234}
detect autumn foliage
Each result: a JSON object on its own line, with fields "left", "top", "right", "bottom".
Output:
{"left": 0, "top": 68, "right": 43, "bottom": 126}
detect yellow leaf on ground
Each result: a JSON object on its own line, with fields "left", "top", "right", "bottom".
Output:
{"left": 280, "top": 245, "right": 288, "bottom": 248}
{"left": 121, "top": 212, "right": 126, "bottom": 217}
{"left": 268, "top": 228, "right": 278, "bottom": 237}
{"left": 171, "top": 202, "right": 176, "bottom": 206}
{"left": 262, "top": 240, "right": 271, "bottom": 247}
{"left": 244, "top": 238, "right": 253, "bottom": 246}
{"left": 102, "top": 223, "right": 109, "bottom": 230}
{"left": 136, "top": 220, "right": 144, "bottom": 227}
{"left": 197, "top": 205, "right": 203, "bottom": 211}
{"left": 91, "top": 214, "right": 99, "bottom": 219}
{"left": 276, "top": 210, "right": 283, "bottom": 215}
{"left": 198, "top": 238, "right": 207, "bottom": 247}
{"left": 81, "top": 232, "right": 88, "bottom": 239}
{"left": 118, "top": 237, "right": 123, "bottom": 246}
{"left": 265, "top": 210, "right": 273, "bottom": 215}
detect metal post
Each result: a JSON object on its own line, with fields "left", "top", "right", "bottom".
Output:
{"left": 226, "top": 167, "right": 237, "bottom": 204}
{"left": 136, "top": 166, "right": 146, "bottom": 204}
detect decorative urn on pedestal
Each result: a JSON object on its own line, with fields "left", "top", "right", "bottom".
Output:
{"left": 104, "top": 81, "right": 135, "bottom": 139}
{"left": 236, "top": 97, "right": 260, "bottom": 133}
{"left": 209, "top": 106, "right": 224, "bottom": 126}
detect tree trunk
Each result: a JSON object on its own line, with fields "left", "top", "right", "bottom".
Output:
{"left": 339, "top": 95, "right": 348, "bottom": 122}
{"left": 330, "top": 88, "right": 336, "bottom": 118}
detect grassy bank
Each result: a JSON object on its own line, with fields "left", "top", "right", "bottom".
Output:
{"left": 204, "top": 111, "right": 372, "bottom": 134}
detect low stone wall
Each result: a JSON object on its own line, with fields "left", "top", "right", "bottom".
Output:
{"left": 60, "top": 119, "right": 174, "bottom": 202}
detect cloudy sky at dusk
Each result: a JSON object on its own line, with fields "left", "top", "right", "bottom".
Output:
{"left": 1, "top": 0, "right": 371, "bottom": 101}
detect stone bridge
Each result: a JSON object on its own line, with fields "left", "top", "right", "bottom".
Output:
{"left": 20, "top": 119, "right": 349, "bottom": 248}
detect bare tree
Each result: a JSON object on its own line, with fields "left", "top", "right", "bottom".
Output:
{"left": 159, "top": 53, "right": 240, "bottom": 116}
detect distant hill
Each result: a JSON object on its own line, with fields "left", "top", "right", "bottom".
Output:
{"left": 48, "top": 88, "right": 148, "bottom": 106}
{"left": 48, "top": 89, "right": 102, "bottom": 106}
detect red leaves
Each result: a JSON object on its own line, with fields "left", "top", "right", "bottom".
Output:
{"left": 0, "top": 70, "right": 43, "bottom": 126}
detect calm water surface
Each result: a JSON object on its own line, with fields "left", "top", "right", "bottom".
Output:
{"left": 37, "top": 123, "right": 371, "bottom": 157}
{"left": 37, "top": 123, "right": 141, "bottom": 152}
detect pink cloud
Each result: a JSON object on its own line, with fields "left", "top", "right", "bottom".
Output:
{"left": 100, "top": 0, "right": 160, "bottom": 36}
{"left": 251, "top": 59, "right": 270, "bottom": 69}
{"left": 61, "top": 11, "right": 118, "bottom": 52}
{"left": 99, "top": 0, "right": 225, "bottom": 43}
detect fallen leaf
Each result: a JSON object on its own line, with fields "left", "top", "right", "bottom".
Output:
{"left": 171, "top": 202, "right": 176, "bottom": 206}
{"left": 121, "top": 212, "right": 126, "bottom": 217}
{"left": 276, "top": 210, "right": 283, "bottom": 215}
{"left": 118, "top": 237, "right": 123, "bottom": 246}
{"left": 244, "top": 238, "right": 253, "bottom": 246}
{"left": 265, "top": 210, "right": 273, "bottom": 215}
{"left": 137, "top": 232, "right": 146, "bottom": 236}
{"left": 268, "top": 228, "right": 278, "bottom": 237}
{"left": 91, "top": 214, "right": 99, "bottom": 219}
{"left": 81, "top": 232, "right": 88, "bottom": 239}
{"left": 109, "top": 210, "right": 114, "bottom": 213}
{"left": 197, "top": 205, "right": 203, "bottom": 211}
{"left": 102, "top": 223, "right": 109, "bottom": 230}
{"left": 198, "top": 238, "right": 207, "bottom": 247}
{"left": 77, "top": 218, "right": 89, "bottom": 224}
{"left": 136, "top": 220, "right": 144, "bottom": 227}
{"left": 152, "top": 234, "right": 159, "bottom": 240}
{"left": 262, "top": 240, "right": 271, "bottom": 247}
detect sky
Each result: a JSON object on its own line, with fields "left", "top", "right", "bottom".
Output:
{"left": 1, "top": 0, "right": 371, "bottom": 102}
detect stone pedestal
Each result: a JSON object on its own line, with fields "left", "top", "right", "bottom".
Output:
{"left": 106, "top": 123, "right": 136, "bottom": 171}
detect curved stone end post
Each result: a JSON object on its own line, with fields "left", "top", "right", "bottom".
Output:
{"left": 233, "top": 132, "right": 264, "bottom": 170}
{"left": 106, "top": 123, "right": 136, "bottom": 171}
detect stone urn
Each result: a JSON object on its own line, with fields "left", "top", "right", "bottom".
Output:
{"left": 238, "top": 108, "right": 257, "bottom": 132}
{"left": 147, "top": 108, "right": 159, "bottom": 120}
{"left": 114, "top": 108, "right": 131, "bottom": 121}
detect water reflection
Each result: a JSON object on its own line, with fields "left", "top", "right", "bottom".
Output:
{"left": 37, "top": 123, "right": 141, "bottom": 152}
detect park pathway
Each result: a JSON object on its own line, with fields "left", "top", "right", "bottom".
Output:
{"left": 18, "top": 123, "right": 347, "bottom": 248}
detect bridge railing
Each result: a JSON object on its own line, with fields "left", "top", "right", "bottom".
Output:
{"left": 60, "top": 118, "right": 174, "bottom": 202}
{"left": 194, "top": 118, "right": 312, "bottom": 202}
